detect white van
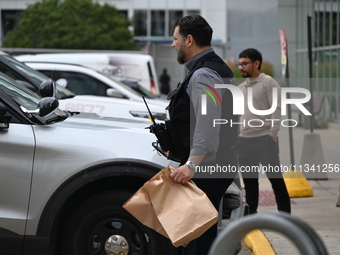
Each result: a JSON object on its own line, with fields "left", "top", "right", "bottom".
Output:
{"left": 16, "top": 52, "right": 160, "bottom": 95}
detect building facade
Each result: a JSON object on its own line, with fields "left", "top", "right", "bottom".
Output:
{"left": 0, "top": 0, "right": 339, "bottom": 122}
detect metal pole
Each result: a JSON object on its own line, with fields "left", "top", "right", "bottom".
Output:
{"left": 307, "top": 15, "right": 315, "bottom": 133}
{"left": 279, "top": 29, "right": 295, "bottom": 166}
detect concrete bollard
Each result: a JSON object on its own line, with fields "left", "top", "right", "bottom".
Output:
{"left": 299, "top": 133, "right": 327, "bottom": 180}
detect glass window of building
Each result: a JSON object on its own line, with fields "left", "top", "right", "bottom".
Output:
{"left": 151, "top": 10, "right": 165, "bottom": 36}
{"left": 168, "top": 11, "right": 183, "bottom": 36}
{"left": 134, "top": 10, "right": 147, "bottom": 36}
{"left": 187, "top": 10, "right": 200, "bottom": 16}
{"left": 314, "top": 0, "right": 340, "bottom": 47}
{"left": 1, "top": 10, "right": 23, "bottom": 39}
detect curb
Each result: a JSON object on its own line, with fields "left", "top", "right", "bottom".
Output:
{"left": 283, "top": 170, "right": 313, "bottom": 197}
{"left": 244, "top": 230, "right": 275, "bottom": 255}
{"left": 244, "top": 171, "right": 314, "bottom": 254}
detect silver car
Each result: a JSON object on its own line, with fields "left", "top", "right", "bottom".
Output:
{"left": 0, "top": 72, "right": 179, "bottom": 255}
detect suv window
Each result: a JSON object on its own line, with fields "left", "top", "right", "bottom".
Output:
{"left": 42, "top": 70, "right": 111, "bottom": 96}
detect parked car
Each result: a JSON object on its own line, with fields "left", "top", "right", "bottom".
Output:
{"left": 0, "top": 51, "right": 166, "bottom": 120}
{"left": 0, "top": 72, "right": 176, "bottom": 255}
{"left": 0, "top": 72, "right": 244, "bottom": 255}
{"left": 17, "top": 61, "right": 168, "bottom": 108}
{"left": 16, "top": 52, "right": 160, "bottom": 95}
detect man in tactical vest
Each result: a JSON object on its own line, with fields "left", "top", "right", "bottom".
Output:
{"left": 168, "top": 15, "right": 239, "bottom": 255}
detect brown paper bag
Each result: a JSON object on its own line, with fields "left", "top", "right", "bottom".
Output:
{"left": 122, "top": 183, "right": 169, "bottom": 238}
{"left": 123, "top": 166, "right": 218, "bottom": 247}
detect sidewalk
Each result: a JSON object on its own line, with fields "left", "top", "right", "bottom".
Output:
{"left": 256, "top": 125, "right": 340, "bottom": 254}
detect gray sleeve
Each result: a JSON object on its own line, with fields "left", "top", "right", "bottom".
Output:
{"left": 188, "top": 67, "right": 224, "bottom": 162}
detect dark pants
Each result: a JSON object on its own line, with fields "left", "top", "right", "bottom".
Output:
{"left": 180, "top": 148, "right": 237, "bottom": 255}
{"left": 237, "top": 135, "right": 291, "bottom": 215}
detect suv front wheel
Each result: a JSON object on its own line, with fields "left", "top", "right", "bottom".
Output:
{"left": 61, "top": 190, "right": 177, "bottom": 255}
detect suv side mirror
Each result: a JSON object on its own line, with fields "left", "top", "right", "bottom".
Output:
{"left": 39, "top": 79, "right": 56, "bottom": 98}
{"left": 106, "top": 88, "right": 125, "bottom": 98}
{"left": 20, "top": 97, "right": 59, "bottom": 117}
{"left": 38, "top": 97, "right": 59, "bottom": 116}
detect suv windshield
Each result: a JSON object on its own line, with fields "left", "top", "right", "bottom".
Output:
{"left": 3, "top": 54, "right": 48, "bottom": 84}
{"left": 0, "top": 74, "right": 40, "bottom": 110}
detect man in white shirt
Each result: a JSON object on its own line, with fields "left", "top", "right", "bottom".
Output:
{"left": 237, "top": 48, "right": 291, "bottom": 215}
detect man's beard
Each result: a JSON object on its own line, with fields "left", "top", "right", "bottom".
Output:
{"left": 241, "top": 71, "right": 250, "bottom": 78}
{"left": 176, "top": 44, "right": 186, "bottom": 64}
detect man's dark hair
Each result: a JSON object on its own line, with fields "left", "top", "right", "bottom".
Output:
{"left": 174, "top": 15, "right": 212, "bottom": 47}
{"left": 239, "top": 48, "right": 263, "bottom": 70}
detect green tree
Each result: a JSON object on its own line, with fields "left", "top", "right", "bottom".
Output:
{"left": 2, "top": 0, "right": 138, "bottom": 50}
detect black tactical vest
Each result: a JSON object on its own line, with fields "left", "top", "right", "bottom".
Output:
{"left": 166, "top": 52, "right": 238, "bottom": 162}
